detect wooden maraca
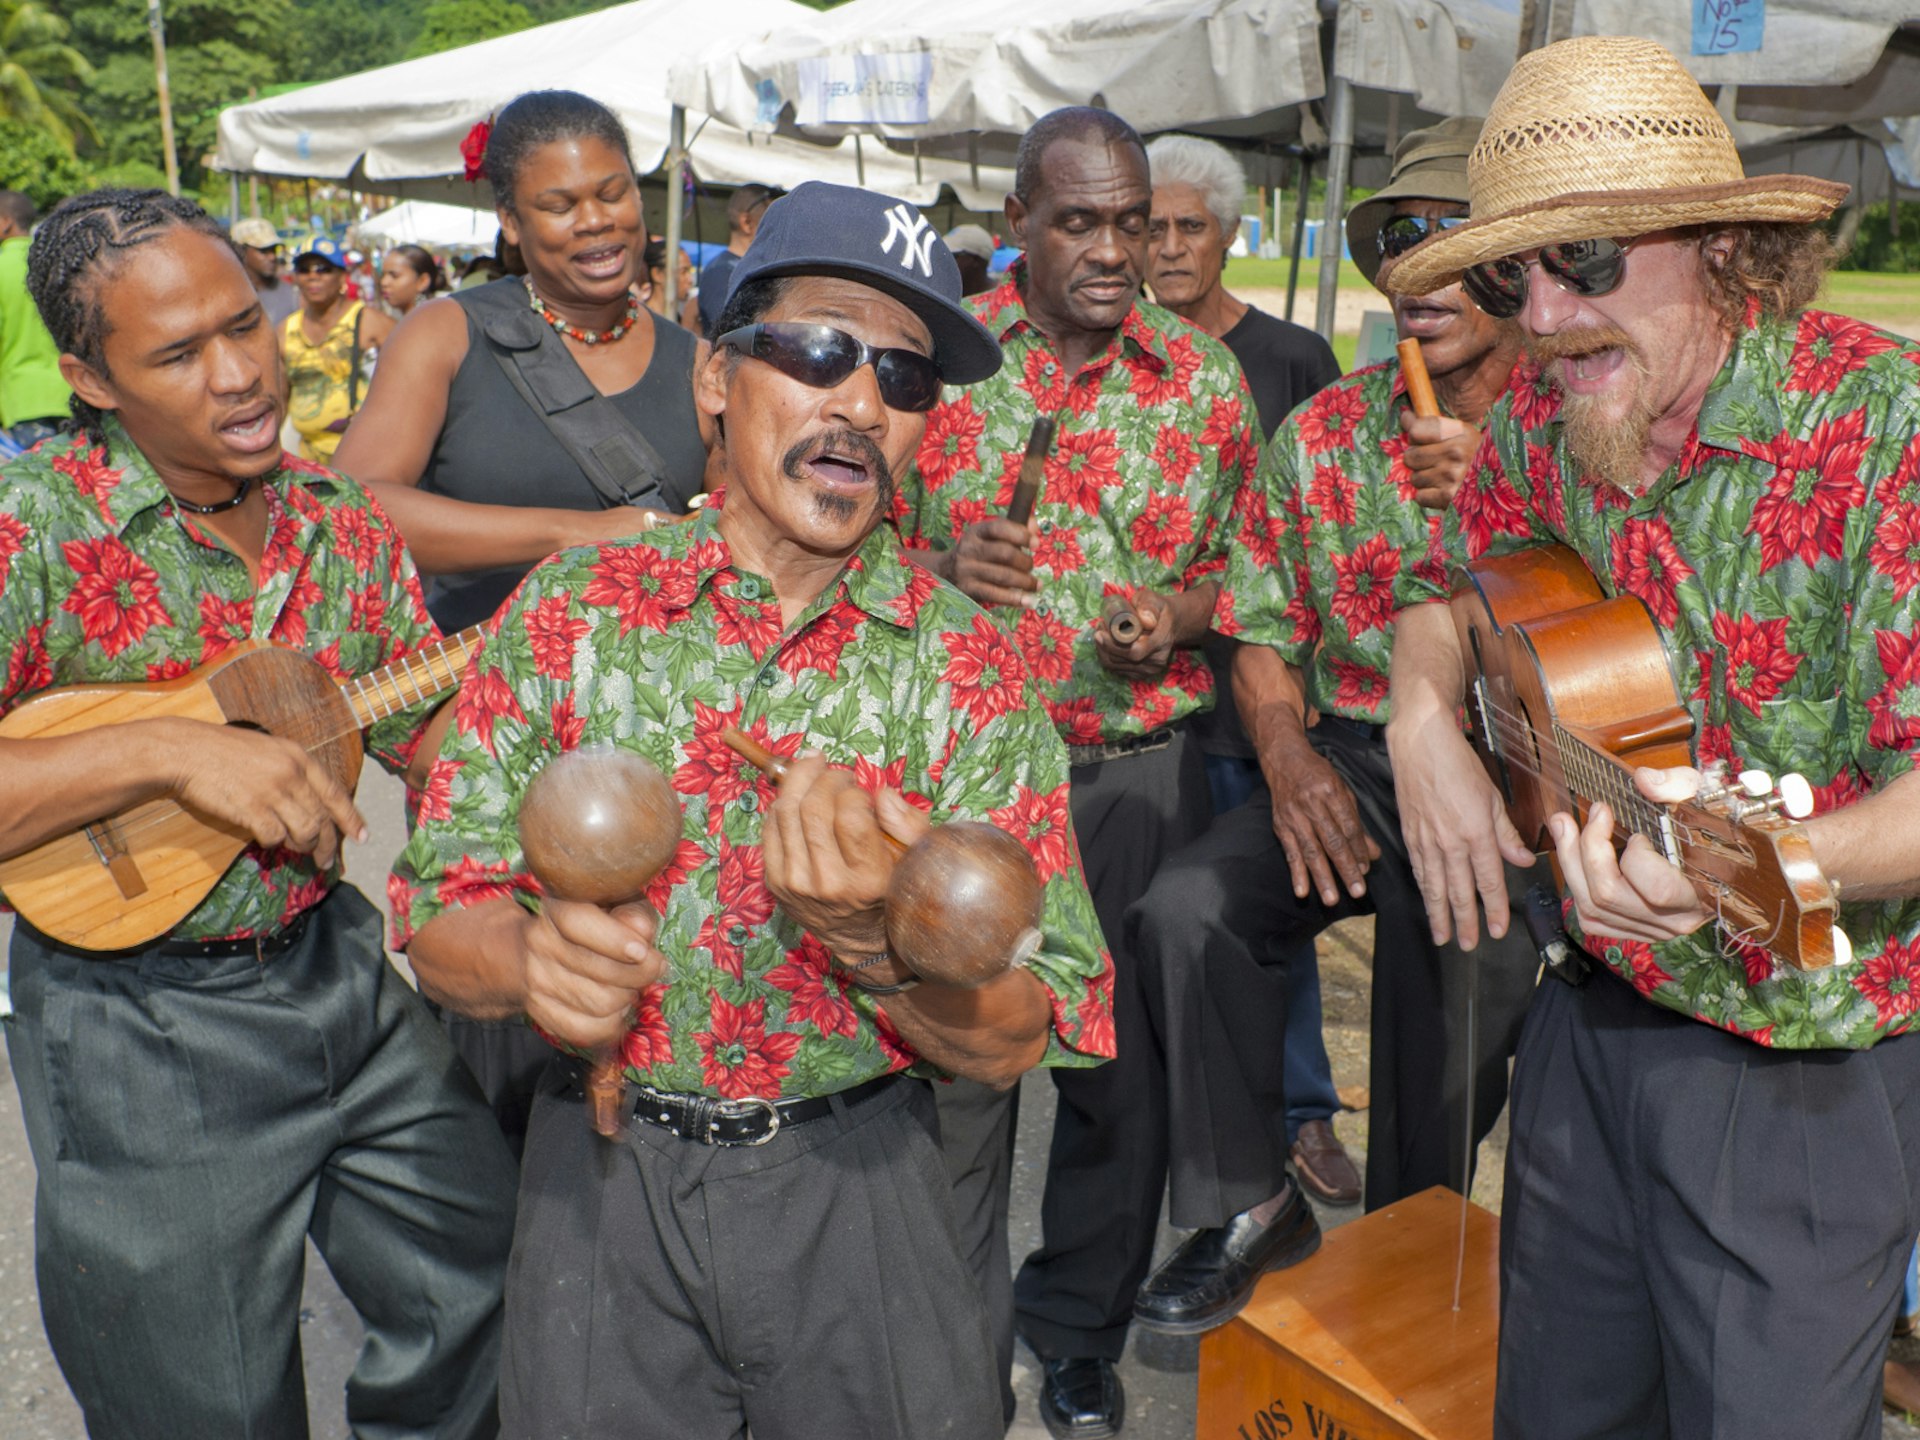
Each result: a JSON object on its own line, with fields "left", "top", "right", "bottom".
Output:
{"left": 517, "top": 744, "right": 683, "bottom": 1138}
{"left": 718, "top": 728, "right": 1044, "bottom": 987}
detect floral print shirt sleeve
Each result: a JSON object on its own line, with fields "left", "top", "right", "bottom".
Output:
{"left": 389, "top": 503, "right": 1114, "bottom": 1100}
{"left": 898, "top": 265, "right": 1260, "bottom": 746}
{"left": 0, "top": 421, "right": 442, "bottom": 940}
{"left": 1218, "top": 359, "right": 1464, "bottom": 724}
{"left": 1425, "top": 311, "right": 1920, "bottom": 1050}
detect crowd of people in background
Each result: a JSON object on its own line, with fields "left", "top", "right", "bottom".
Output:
{"left": 4, "top": 36, "right": 1920, "bottom": 1440}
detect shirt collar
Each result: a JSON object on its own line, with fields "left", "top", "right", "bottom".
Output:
{"left": 662, "top": 496, "right": 923, "bottom": 631}
{"left": 979, "top": 259, "right": 1168, "bottom": 373}
{"left": 76, "top": 418, "right": 334, "bottom": 536}
{"left": 1690, "top": 303, "right": 1785, "bottom": 459}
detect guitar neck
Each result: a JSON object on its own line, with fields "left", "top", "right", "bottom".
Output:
{"left": 341, "top": 626, "right": 484, "bottom": 727}
{"left": 1548, "top": 720, "right": 1678, "bottom": 859}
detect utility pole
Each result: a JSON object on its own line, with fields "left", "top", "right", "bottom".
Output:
{"left": 147, "top": 0, "right": 180, "bottom": 196}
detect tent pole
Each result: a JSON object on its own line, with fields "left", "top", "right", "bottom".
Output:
{"left": 855, "top": 133, "right": 866, "bottom": 188}
{"left": 228, "top": 173, "right": 240, "bottom": 223}
{"left": 665, "top": 104, "right": 686, "bottom": 316}
{"left": 1286, "top": 152, "right": 1310, "bottom": 322}
{"left": 1314, "top": 72, "right": 1354, "bottom": 340}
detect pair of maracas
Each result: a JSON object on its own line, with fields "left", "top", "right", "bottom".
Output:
{"left": 517, "top": 734, "right": 1045, "bottom": 1137}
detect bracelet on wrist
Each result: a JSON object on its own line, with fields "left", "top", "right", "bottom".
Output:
{"left": 841, "top": 949, "right": 921, "bottom": 995}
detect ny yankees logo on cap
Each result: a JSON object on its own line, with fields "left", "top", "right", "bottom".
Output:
{"left": 880, "top": 204, "right": 936, "bottom": 277}
{"left": 724, "top": 181, "right": 1002, "bottom": 385}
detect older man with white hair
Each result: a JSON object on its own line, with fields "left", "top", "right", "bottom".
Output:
{"left": 1143, "top": 133, "right": 1358, "bottom": 1204}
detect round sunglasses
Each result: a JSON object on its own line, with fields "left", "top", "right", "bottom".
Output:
{"left": 718, "top": 322, "right": 944, "bottom": 413}
{"left": 1460, "top": 237, "right": 1632, "bottom": 319}
{"left": 1375, "top": 213, "right": 1467, "bottom": 263}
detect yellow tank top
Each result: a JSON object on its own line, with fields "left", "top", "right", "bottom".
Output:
{"left": 282, "top": 301, "right": 368, "bottom": 463}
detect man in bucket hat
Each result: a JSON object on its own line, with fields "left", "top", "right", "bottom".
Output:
{"left": 394, "top": 180, "right": 1112, "bottom": 1440}
{"left": 1383, "top": 34, "right": 1920, "bottom": 1437}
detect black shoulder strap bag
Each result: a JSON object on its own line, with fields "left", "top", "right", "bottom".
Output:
{"left": 461, "top": 282, "right": 671, "bottom": 511}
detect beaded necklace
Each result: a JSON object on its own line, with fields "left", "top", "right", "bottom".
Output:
{"left": 524, "top": 277, "right": 641, "bottom": 346}
{"left": 172, "top": 478, "right": 252, "bottom": 515}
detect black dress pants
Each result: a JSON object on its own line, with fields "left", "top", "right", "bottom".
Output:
{"left": 1010, "top": 732, "right": 1213, "bottom": 1361}
{"left": 1126, "top": 718, "right": 1538, "bottom": 1223}
{"left": 1499, "top": 970, "right": 1920, "bottom": 1440}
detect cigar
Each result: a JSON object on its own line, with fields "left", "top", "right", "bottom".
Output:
{"left": 1396, "top": 337, "right": 1441, "bottom": 419}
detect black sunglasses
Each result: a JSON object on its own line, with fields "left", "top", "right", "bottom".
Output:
{"left": 717, "top": 322, "right": 944, "bottom": 413}
{"left": 1375, "top": 213, "right": 1466, "bottom": 263}
{"left": 1460, "top": 237, "right": 1631, "bottom": 319}
{"left": 293, "top": 261, "right": 339, "bottom": 275}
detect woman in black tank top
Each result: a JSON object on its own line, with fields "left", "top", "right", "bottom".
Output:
{"left": 332, "top": 90, "right": 712, "bottom": 637}
{"left": 329, "top": 91, "right": 713, "bottom": 1149}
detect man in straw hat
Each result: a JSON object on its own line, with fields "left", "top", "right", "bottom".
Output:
{"left": 1382, "top": 34, "right": 1920, "bottom": 1435}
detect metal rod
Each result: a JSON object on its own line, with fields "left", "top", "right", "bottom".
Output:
{"left": 1286, "top": 153, "right": 1310, "bottom": 322}
{"left": 1314, "top": 73, "right": 1354, "bottom": 340}
{"left": 665, "top": 104, "right": 686, "bottom": 316}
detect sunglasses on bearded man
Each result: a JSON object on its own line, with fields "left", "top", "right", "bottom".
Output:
{"left": 1460, "top": 236, "right": 1636, "bottom": 319}
{"left": 717, "top": 322, "right": 945, "bottom": 413}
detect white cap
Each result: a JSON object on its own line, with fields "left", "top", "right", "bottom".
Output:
{"left": 942, "top": 224, "right": 996, "bottom": 262}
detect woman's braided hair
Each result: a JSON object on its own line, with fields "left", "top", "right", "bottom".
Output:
{"left": 27, "top": 188, "right": 230, "bottom": 447}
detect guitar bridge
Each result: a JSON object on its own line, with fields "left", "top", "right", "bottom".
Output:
{"left": 83, "top": 821, "right": 148, "bottom": 901}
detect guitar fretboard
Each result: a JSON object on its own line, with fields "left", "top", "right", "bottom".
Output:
{"left": 342, "top": 627, "right": 484, "bottom": 726}
{"left": 1549, "top": 721, "right": 1680, "bottom": 864}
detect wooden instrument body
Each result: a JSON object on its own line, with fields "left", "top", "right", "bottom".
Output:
{"left": 1452, "top": 545, "right": 1839, "bottom": 971}
{"left": 0, "top": 642, "right": 364, "bottom": 951}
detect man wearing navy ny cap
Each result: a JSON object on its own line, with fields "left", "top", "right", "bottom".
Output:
{"left": 396, "top": 180, "right": 1113, "bottom": 1439}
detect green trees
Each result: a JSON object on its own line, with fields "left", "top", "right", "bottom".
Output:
{"left": 0, "top": 1, "right": 96, "bottom": 152}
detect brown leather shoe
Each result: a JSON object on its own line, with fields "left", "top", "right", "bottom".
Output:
{"left": 1290, "top": 1119, "right": 1361, "bottom": 1205}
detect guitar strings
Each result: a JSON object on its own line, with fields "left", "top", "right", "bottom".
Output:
{"left": 34, "top": 638, "right": 479, "bottom": 861}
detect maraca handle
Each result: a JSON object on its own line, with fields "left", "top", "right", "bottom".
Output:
{"left": 717, "top": 726, "right": 909, "bottom": 855}
{"left": 585, "top": 1058, "right": 626, "bottom": 1137}
{"left": 1102, "top": 594, "right": 1143, "bottom": 645}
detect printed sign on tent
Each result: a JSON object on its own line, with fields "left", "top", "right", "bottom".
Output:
{"left": 796, "top": 53, "right": 933, "bottom": 126}
{"left": 1694, "top": 0, "right": 1765, "bottom": 56}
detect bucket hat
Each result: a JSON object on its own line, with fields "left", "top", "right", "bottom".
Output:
{"left": 1345, "top": 116, "right": 1481, "bottom": 290}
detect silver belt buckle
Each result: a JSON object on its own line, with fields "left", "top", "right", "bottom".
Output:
{"left": 712, "top": 1095, "right": 781, "bottom": 1146}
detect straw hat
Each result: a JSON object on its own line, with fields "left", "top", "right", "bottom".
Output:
{"left": 1345, "top": 116, "right": 1482, "bottom": 290}
{"left": 1386, "top": 35, "right": 1848, "bottom": 297}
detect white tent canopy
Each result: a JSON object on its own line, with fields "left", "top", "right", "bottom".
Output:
{"left": 213, "top": 0, "right": 1011, "bottom": 211}
{"left": 667, "top": 0, "right": 1327, "bottom": 160}
{"left": 355, "top": 200, "right": 501, "bottom": 251}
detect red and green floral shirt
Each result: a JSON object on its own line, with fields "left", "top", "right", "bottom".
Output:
{"left": 0, "top": 421, "right": 441, "bottom": 940}
{"left": 898, "top": 266, "right": 1259, "bottom": 746}
{"left": 1219, "top": 357, "right": 1515, "bottom": 724}
{"left": 1399, "top": 308, "right": 1920, "bottom": 1050}
{"left": 390, "top": 502, "right": 1114, "bottom": 1100}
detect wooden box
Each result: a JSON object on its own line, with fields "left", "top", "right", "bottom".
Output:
{"left": 1196, "top": 1186, "right": 1500, "bottom": 1440}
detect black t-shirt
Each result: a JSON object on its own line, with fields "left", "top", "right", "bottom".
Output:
{"left": 1221, "top": 305, "right": 1341, "bottom": 444}
{"left": 1197, "top": 305, "right": 1342, "bottom": 762}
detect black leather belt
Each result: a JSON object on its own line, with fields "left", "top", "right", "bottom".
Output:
{"left": 613, "top": 1070, "right": 900, "bottom": 1147}
{"left": 1318, "top": 714, "right": 1388, "bottom": 743}
{"left": 1067, "top": 725, "right": 1179, "bottom": 768}
{"left": 157, "top": 906, "right": 314, "bottom": 959}
{"left": 16, "top": 903, "right": 314, "bottom": 963}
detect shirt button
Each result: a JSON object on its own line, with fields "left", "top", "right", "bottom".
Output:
{"left": 738, "top": 790, "right": 760, "bottom": 814}
{"left": 737, "top": 577, "right": 763, "bottom": 600}
{"left": 1036, "top": 600, "right": 1051, "bottom": 617}
{"left": 726, "top": 923, "right": 750, "bottom": 946}
{"left": 1038, "top": 520, "right": 1054, "bottom": 535}
{"left": 756, "top": 669, "right": 777, "bottom": 689}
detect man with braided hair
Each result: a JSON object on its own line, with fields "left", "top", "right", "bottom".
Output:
{"left": 0, "top": 188, "right": 516, "bottom": 1437}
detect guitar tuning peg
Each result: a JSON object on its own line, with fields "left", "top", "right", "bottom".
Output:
{"left": 1776, "top": 772, "right": 1815, "bottom": 820}
{"left": 1737, "top": 769, "right": 1774, "bottom": 798}
{"left": 1832, "top": 925, "right": 1854, "bottom": 968}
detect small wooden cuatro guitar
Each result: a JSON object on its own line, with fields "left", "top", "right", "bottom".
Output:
{"left": 1452, "top": 544, "right": 1850, "bottom": 971}
{"left": 0, "top": 628, "right": 482, "bottom": 951}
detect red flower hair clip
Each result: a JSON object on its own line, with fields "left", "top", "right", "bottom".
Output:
{"left": 461, "top": 117, "right": 493, "bottom": 183}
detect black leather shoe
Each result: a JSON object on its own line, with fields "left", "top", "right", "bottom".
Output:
{"left": 1037, "top": 1356, "right": 1124, "bottom": 1439}
{"left": 1132, "top": 1184, "right": 1323, "bottom": 1334}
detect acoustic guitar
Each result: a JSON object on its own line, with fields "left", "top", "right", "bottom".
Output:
{"left": 1452, "top": 544, "right": 1848, "bottom": 971}
{"left": 0, "top": 628, "right": 481, "bottom": 951}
